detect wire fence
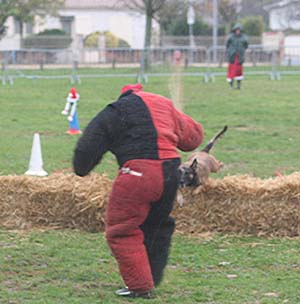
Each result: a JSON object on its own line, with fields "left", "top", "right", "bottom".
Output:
{"left": 1, "top": 45, "right": 300, "bottom": 84}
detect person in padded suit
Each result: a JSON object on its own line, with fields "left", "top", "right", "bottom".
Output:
{"left": 73, "top": 83, "right": 204, "bottom": 299}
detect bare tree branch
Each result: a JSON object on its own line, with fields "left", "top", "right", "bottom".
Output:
{"left": 152, "top": 0, "right": 167, "bottom": 14}
{"left": 121, "top": 0, "right": 168, "bottom": 69}
{"left": 122, "top": 0, "right": 167, "bottom": 17}
{"left": 0, "top": 0, "right": 64, "bottom": 39}
{"left": 219, "top": 0, "right": 239, "bottom": 33}
{"left": 122, "top": 0, "right": 145, "bottom": 12}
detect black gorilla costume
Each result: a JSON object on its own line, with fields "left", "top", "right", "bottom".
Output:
{"left": 73, "top": 84, "right": 204, "bottom": 294}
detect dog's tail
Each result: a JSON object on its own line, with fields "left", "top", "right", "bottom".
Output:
{"left": 202, "top": 126, "right": 228, "bottom": 153}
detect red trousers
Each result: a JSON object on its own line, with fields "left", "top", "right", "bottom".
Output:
{"left": 227, "top": 54, "right": 243, "bottom": 81}
{"left": 105, "top": 158, "right": 179, "bottom": 292}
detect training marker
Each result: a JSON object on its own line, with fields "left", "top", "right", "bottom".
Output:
{"left": 67, "top": 111, "right": 82, "bottom": 135}
{"left": 25, "top": 133, "right": 48, "bottom": 177}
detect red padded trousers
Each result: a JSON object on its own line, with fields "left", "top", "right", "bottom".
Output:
{"left": 105, "top": 158, "right": 179, "bottom": 292}
{"left": 227, "top": 53, "right": 243, "bottom": 81}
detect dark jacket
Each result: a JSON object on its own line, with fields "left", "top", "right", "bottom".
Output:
{"left": 73, "top": 85, "right": 204, "bottom": 176}
{"left": 226, "top": 24, "right": 248, "bottom": 64}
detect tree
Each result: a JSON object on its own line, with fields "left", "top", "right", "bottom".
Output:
{"left": 240, "top": 15, "right": 264, "bottom": 36}
{"left": 166, "top": 17, "right": 212, "bottom": 36}
{"left": 218, "top": 0, "right": 239, "bottom": 34}
{"left": 157, "top": 0, "right": 186, "bottom": 35}
{"left": 14, "top": 0, "right": 64, "bottom": 38}
{"left": 123, "top": 0, "right": 167, "bottom": 70}
{"left": 0, "top": 0, "right": 64, "bottom": 40}
{"left": 124, "top": 0, "right": 167, "bottom": 48}
{"left": 239, "top": 0, "right": 272, "bottom": 25}
{"left": 0, "top": 0, "right": 17, "bottom": 37}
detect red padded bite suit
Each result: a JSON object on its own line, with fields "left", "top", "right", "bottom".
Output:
{"left": 73, "top": 84, "right": 203, "bottom": 292}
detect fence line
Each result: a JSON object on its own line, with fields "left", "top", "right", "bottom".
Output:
{"left": 1, "top": 45, "right": 300, "bottom": 84}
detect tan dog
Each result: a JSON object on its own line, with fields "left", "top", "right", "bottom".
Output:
{"left": 183, "top": 151, "right": 224, "bottom": 187}
{"left": 177, "top": 127, "right": 227, "bottom": 206}
{"left": 179, "top": 126, "right": 227, "bottom": 188}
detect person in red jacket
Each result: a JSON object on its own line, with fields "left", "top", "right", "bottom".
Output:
{"left": 73, "top": 84, "right": 203, "bottom": 299}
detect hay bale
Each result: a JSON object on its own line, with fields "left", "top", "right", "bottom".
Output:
{"left": 0, "top": 173, "right": 112, "bottom": 232}
{"left": 173, "top": 173, "right": 300, "bottom": 237}
{"left": 1, "top": 172, "right": 300, "bottom": 236}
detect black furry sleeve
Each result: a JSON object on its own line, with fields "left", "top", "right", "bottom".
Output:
{"left": 73, "top": 105, "right": 119, "bottom": 176}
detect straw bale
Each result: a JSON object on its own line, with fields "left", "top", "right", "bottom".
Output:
{"left": 173, "top": 173, "right": 300, "bottom": 237}
{"left": 0, "top": 173, "right": 112, "bottom": 232}
{"left": 1, "top": 173, "right": 300, "bottom": 236}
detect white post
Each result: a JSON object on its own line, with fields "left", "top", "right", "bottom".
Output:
{"left": 213, "top": 0, "right": 219, "bottom": 63}
{"left": 187, "top": 0, "right": 195, "bottom": 64}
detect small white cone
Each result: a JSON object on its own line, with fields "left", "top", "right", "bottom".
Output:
{"left": 25, "top": 133, "right": 48, "bottom": 177}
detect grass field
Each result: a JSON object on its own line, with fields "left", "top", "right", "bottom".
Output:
{"left": 1, "top": 230, "right": 300, "bottom": 304}
{"left": 1, "top": 73, "right": 300, "bottom": 303}
{"left": 1, "top": 72, "right": 300, "bottom": 177}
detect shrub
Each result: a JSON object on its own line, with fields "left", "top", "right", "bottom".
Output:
{"left": 23, "top": 28, "right": 72, "bottom": 49}
{"left": 166, "top": 18, "right": 225, "bottom": 36}
{"left": 37, "top": 29, "right": 67, "bottom": 36}
{"left": 240, "top": 16, "right": 264, "bottom": 36}
{"left": 84, "top": 31, "right": 130, "bottom": 48}
{"left": 167, "top": 18, "right": 208, "bottom": 36}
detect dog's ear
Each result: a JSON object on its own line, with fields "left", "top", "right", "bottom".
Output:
{"left": 191, "top": 158, "right": 198, "bottom": 170}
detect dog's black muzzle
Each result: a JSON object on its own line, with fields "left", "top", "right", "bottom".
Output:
{"left": 178, "top": 167, "right": 199, "bottom": 188}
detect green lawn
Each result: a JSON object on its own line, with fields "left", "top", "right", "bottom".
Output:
{"left": 1, "top": 229, "right": 300, "bottom": 304}
{"left": 1, "top": 74, "right": 300, "bottom": 303}
{"left": 1, "top": 73, "right": 300, "bottom": 177}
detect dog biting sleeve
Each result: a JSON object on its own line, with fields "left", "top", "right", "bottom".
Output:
{"left": 73, "top": 105, "right": 119, "bottom": 176}
{"left": 173, "top": 108, "right": 204, "bottom": 151}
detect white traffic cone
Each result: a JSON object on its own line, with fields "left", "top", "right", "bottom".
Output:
{"left": 25, "top": 133, "right": 48, "bottom": 177}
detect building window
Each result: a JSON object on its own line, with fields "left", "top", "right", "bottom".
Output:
{"left": 60, "top": 16, "right": 74, "bottom": 35}
{"left": 26, "top": 21, "right": 33, "bottom": 35}
{"left": 14, "top": 18, "right": 21, "bottom": 34}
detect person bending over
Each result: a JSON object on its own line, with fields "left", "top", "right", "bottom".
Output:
{"left": 73, "top": 83, "right": 204, "bottom": 299}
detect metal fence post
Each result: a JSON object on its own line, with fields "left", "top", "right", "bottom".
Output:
{"left": 112, "top": 57, "right": 116, "bottom": 69}
{"left": 204, "top": 47, "right": 211, "bottom": 83}
{"left": 218, "top": 48, "right": 224, "bottom": 68}
{"left": 252, "top": 49, "right": 257, "bottom": 67}
{"left": 40, "top": 60, "right": 44, "bottom": 70}
{"left": 275, "top": 50, "right": 281, "bottom": 80}
{"left": 137, "top": 48, "right": 148, "bottom": 83}
{"left": 1, "top": 44, "right": 299, "bottom": 83}
{"left": 271, "top": 50, "right": 279, "bottom": 81}
{"left": 1, "top": 58, "right": 13, "bottom": 85}
{"left": 1, "top": 62, "right": 6, "bottom": 85}
{"left": 71, "top": 60, "right": 81, "bottom": 84}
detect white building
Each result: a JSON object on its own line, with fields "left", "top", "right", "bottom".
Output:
{"left": 0, "top": 0, "right": 154, "bottom": 50}
{"left": 264, "top": 0, "right": 300, "bottom": 31}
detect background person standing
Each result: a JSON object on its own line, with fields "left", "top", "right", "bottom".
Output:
{"left": 226, "top": 23, "right": 248, "bottom": 90}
